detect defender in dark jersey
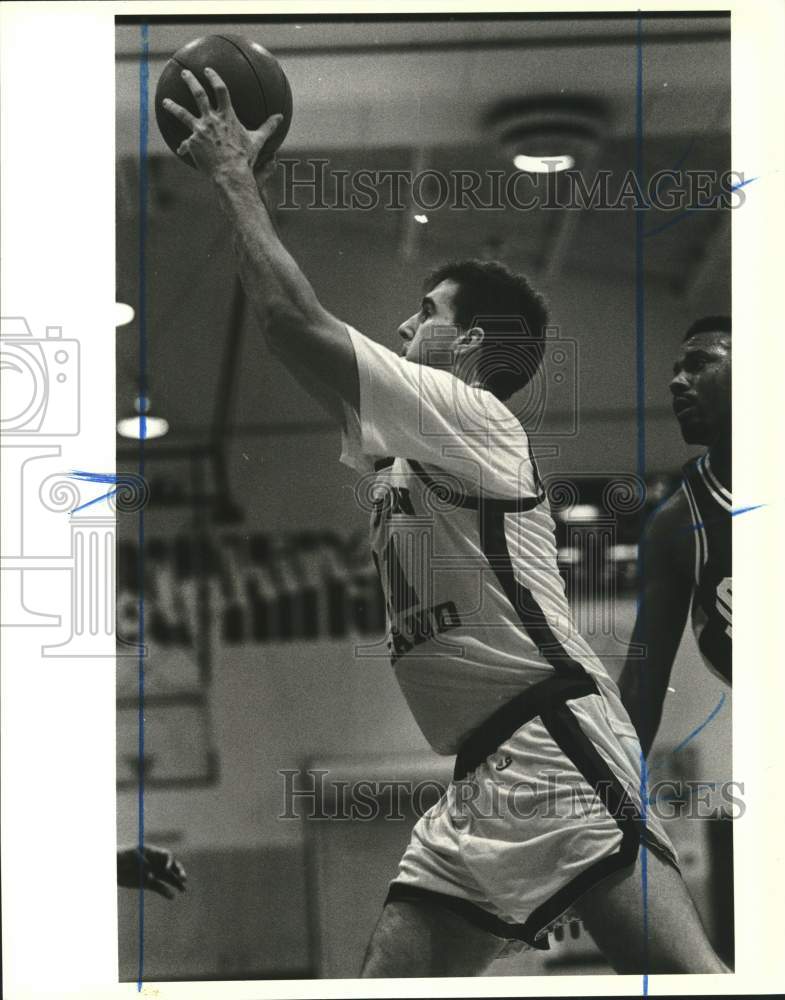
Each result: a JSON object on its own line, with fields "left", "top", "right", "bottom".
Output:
{"left": 164, "top": 75, "right": 728, "bottom": 977}
{"left": 618, "top": 316, "right": 731, "bottom": 754}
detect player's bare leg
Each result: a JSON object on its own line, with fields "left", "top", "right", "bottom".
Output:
{"left": 572, "top": 844, "right": 729, "bottom": 973}
{"left": 361, "top": 847, "right": 728, "bottom": 977}
{"left": 360, "top": 897, "right": 510, "bottom": 978}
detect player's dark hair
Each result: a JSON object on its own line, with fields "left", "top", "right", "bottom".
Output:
{"left": 683, "top": 315, "right": 732, "bottom": 342}
{"left": 424, "top": 259, "right": 549, "bottom": 400}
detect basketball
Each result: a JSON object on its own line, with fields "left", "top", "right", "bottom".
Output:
{"left": 155, "top": 34, "right": 293, "bottom": 167}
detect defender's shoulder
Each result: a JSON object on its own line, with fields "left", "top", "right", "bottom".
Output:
{"left": 643, "top": 487, "right": 694, "bottom": 581}
{"left": 648, "top": 487, "right": 691, "bottom": 536}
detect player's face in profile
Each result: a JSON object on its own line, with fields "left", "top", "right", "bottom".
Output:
{"left": 397, "top": 279, "right": 464, "bottom": 370}
{"left": 669, "top": 331, "right": 731, "bottom": 445}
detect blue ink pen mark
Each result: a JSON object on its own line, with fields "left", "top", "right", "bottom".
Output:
{"left": 137, "top": 21, "right": 149, "bottom": 994}
{"left": 634, "top": 13, "right": 649, "bottom": 995}
{"left": 654, "top": 138, "right": 696, "bottom": 196}
{"left": 686, "top": 503, "right": 765, "bottom": 532}
{"left": 68, "top": 470, "right": 119, "bottom": 513}
{"left": 639, "top": 748, "right": 651, "bottom": 993}
{"left": 634, "top": 19, "right": 646, "bottom": 486}
{"left": 645, "top": 174, "right": 757, "bottom": 239}
{"left": 731, "top": 503, "right": 764, "bottom": 517}
{"left": 71, "top": 488, "right": 118, "bottom": 514}
{"left": 644, "top": 207, "right": 696, "bottom": 239}
{"left": 70, "top": 470, "right": 118, "bottom": 484}
{"left": 671, "top": 136, "right": 695, "bottom": 174}
{"left": 673, "top": 693, "right": 726, "bottom": 754}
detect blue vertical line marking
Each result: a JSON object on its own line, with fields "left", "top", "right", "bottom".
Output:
{"left": 137, "top": 21, "right": 149, "bottom": 994}
{"left": 635, "top": 12, "right": 649, "bottom": 996}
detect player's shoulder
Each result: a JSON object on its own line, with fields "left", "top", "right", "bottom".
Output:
{"left": 474, "top": 386, "right": 531, "bottom": 438}
{"left": 643, "top": 487, "right": 693, "bottom": 579}
{"left": 648, "top": 487, "right": 691, "bottom": 531}
{"left": 423, "top": 373, "right": 530, "bottom": 444}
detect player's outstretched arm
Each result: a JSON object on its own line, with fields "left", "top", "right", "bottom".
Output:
{"left": 162, "top": 68, "right": 358, "bottom": 417}
{"left": 617, "top": 492, "right": 694, "bottom": 757}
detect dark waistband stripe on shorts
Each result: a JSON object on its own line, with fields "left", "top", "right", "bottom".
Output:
{"left": 389, "top": 678, "right": 678, "bottom": 950}
{"left": 453, "top": 672, "right": 599, "bottom": 781}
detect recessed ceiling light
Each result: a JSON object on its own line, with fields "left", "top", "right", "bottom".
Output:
{"left": 117, "top": 415, "right": 169, "bottom": 440}
{"left": 115, "top": 302, "right": 135, "bottom": 327}
{"left": 117, "top": 393, "right": 168, "bottom": 439}
{"left": 565, "top": 503, "right": 601, "bottom": 521}
{"left": 513, "top": 154, "right": 575, "bottom": 173}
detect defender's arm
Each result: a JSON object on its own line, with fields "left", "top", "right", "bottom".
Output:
{"left": 617, "top": 492, "right": 694, "bottom": 757}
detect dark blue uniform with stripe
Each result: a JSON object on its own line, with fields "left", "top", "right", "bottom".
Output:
{"left": 682, "top": 457, "right": 732, "bottom": 684}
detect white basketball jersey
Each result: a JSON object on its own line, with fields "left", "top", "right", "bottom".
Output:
{"left": 340, "top": 326, "right": 618, "bottom": 753}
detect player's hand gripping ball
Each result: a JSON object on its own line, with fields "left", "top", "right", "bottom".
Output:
{"left": 155, "top": 34, "right": 292, "bottom": 171}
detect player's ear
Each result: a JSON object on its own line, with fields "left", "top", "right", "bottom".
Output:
{"left": 465, "top": 325, "right": 485, "bottom": 348}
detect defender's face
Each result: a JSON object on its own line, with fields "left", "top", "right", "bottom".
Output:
{"left": 669, "top": 331, "right": 731, "bottom": 445}
{"left": 397, "top": 279, "right": 466, "bottom": 369}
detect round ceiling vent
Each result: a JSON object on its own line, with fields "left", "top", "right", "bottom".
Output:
{"left": 483, "top": 96, "right": 608, "bottom": 170}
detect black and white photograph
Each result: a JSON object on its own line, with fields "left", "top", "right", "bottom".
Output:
{"left": 1, "top": 3, "right": 784, "bottom": 997}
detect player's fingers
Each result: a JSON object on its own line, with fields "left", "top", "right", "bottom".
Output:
{"left": 254, "top": 153, "right": 278, "bottom": 176}
{"left": 145, "top": 846, "right": 170, "bottom": 871}
{"left": 176, "top": 137, "right": 193, "bottom": 160}
{"left": 147, "top": 878, "right": 176, "bottom": 900}
{"left": 170, "top": 859, "right": 188, "bottom": 883}
{"left": 253, "top": 155, "right": 278, "bottom": 193}
{"left": 161, "top": 98, "right": 197, "bottom": 131}
{"left": 204, "top": 67, "right": 231, "bottom": 113}
{"left": 165, "top": 874, "right": 187, "bottom": 892}
{"left": 159, "top": 869, "right": 186, "bottom": 891}
{"left": 162, "top": 858, "right": 187, "bottom": 889}
{"left": 254, "top": 113, "right": 284, "bottom": 149}
{"left": 179, "top": 68, "right": 212, "bottom": 115}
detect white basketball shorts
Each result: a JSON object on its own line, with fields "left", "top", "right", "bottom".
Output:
{"left": 387, "top": 672, "right": 680, "bottom": 950}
